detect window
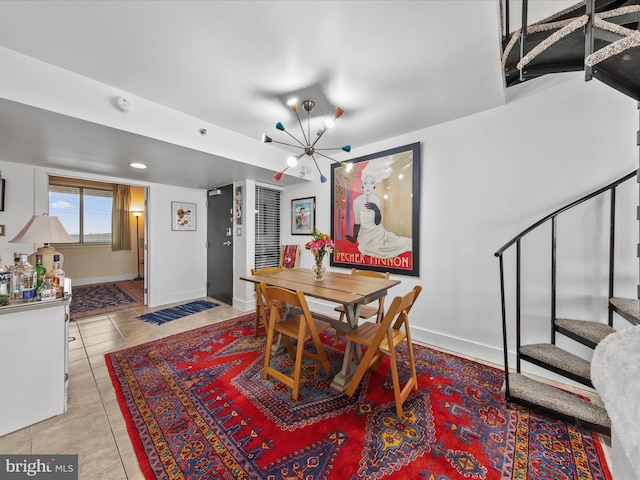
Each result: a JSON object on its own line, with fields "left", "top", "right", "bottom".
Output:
{"left": 49, "top": 184, "right": 113, "bottom": 243}
{"left": 255, "top": 185, "right": 280, "bottom": 269}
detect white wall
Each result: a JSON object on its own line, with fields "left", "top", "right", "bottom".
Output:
{"left": 0, "top": 161, "right": 207, "bottom": 308}
{"left": 1, "top": 45, "right": 637, "bottom": 383}
{"left": 279, "top": 73, "right": 639, "bottom": 377}
{"left": 0, "top": 46, "right": 288, "bottom": 174}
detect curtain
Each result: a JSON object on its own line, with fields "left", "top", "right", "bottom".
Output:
{"left": 112, "top": 184, "right": 131, "bottom": 251}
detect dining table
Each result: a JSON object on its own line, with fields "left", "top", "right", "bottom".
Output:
{"left": 240, "top": 268, "right": 400, "bottom": 392}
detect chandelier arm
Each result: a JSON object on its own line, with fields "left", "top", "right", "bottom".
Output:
{"left": 268, "top": 138, "right": 305, "bottom": 150}
{"left": 293, "top": 109, "right": 310, "bottom": 146}
{"left": 314, "top": 151, "right": 342, "bottom": 164}
{"left": 310, "top": 128, "right": 328, "bottom": 148}
{"left": 281, "top": 130, "right": 307, "bottom": 148}
{"left": 313, "top": 146, "right": 346, "bottom": 151}
{"left": 310, "top": 154, "right": 324, "bottom": 174}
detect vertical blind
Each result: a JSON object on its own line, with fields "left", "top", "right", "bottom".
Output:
{"left": 255, "top": 185, "right": 281, "bottom": 269}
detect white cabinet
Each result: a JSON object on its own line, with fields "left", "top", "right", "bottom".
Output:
{"left": 0, "top": 298, "right": 70, "bottom": 436}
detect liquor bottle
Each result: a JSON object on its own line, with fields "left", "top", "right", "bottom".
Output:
{"left": 40, "top": 278, "right": 57, "bottom": 301}
{"left": 50, "top": 254, "right": 66, "bottom": 299}
{"left": 35, "top": 253, "right": 47, "bottom": 289}
{"left": 13, "top": 254, "right": 36, "bottom": 303}
{"left": 10, "top": 252, "right": 22, "bottom": 303}
{"left": 0, "top": 256, "right": 10, "bottom": 305}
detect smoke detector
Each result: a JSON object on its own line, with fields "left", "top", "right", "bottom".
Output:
{"left": 113, "top": 96, "right": 133, "bottom": 113}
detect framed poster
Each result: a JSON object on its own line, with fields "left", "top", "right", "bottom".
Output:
{"left": 291, "top": 196, "right": 315, "bottom": 235}
{"left": 171, "top": 201, "right": 196, "bottom": 231}
{"left": 330, "top": 142, "right": 420, "bottom": 276}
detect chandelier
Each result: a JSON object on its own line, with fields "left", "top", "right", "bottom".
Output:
{"left": 262, "top": 99, "right": 351, "bottom": 183}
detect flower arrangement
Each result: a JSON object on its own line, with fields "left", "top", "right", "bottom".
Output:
{"left": 305, "top": 227, "right": 336, "bottom": 280}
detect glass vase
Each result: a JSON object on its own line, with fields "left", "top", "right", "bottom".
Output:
{"left": 312, "top": 260, "right": 326, "bottom": 281}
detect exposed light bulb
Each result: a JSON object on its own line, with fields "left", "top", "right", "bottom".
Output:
{"left": 287, "top": 156, "right": 298, "bottom": 167}
{"left": 287, "top": 97, "right": 298, "bottom": 107}
{"left": 325, "top": 118, "right": 335, "bottom": 129}
{"left": 345, "top": 163, "right": 353, "bottom": 173}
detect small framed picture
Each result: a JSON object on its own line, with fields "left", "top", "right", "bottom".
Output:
{"left": 0, "top": 178, "right": 5, "bottom": 212}
{"left": 235, "top": 186, "right": 242, "bottom": 225}
{"left": 172, "top": 201, "right": 196, "bottom": 231}
{"left": 291, "top": 196, "right": 315, "bottom": 235}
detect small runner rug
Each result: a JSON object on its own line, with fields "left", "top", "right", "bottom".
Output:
{"left": 137, "top": 299, "right": 219, "bottom": 325}
{"left": 70, "top": 280, "right": 144, "bottom": 320}
{"left": 105, "top": 314, "right": 611, "bottom": 479}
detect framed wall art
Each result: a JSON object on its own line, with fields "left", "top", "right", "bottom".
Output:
{"left": 291, "top": 196, "right": 315, "bottom": 235}
{"left": 0, "top": 178, "right": 5, "bottom": 212}
{"left": 235, "top": 186, "right": 242, "bottom": 225}
{"left": 171, "top": 201, "right": 196, "bottom": 231}
{"left": 330, "top": 142, "right": 421, "bottom": 276}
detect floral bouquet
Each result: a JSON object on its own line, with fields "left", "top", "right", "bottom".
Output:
{"left": 305, "top": 227, "right": 336, "bottom": 280}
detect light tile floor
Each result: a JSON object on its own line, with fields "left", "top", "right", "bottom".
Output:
{"left": 0, "top": 296, "right": 245, "bottom": 480}
{"left": 0, "top": 297, "right": 612, "bottom": 479}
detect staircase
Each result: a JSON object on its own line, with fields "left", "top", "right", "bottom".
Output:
{"left": 502, "top": 0, "right": 640, "bottom": 100}
{"left": 496, "top": 0, "right": 640, "bottom": 436}
{"left": 496, "top": 172, "right": 638, "bottom": 435}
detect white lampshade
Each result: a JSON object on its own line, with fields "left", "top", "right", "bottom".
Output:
{"left": 9, "top": 214, "right": 74, "bottom": 272}
{"left": 10, "top": 214, "right": 74, "bottom": 244}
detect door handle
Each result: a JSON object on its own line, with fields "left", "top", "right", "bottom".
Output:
{"left": 223, "top": 241, "right": 232, "bottom": 246}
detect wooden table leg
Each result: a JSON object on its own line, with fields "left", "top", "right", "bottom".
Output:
{"left": 330, "top": 303, "right": 361, "bottom": 393}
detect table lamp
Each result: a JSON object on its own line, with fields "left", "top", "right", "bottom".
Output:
{"left": 9, "top": 213, "right": 75, "bottom": 273}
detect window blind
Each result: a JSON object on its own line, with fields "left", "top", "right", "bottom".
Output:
{"left": 255, "top": 185, "right": 281, "bottom": 269}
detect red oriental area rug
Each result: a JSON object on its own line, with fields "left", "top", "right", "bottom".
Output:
{"left": 105, "top": 314, "right": 611, "bottom": 479}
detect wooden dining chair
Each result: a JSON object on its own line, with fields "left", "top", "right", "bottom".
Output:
{"left": 251, "top": 266, "right": 283, "bottom": 336}
{"left": 332, "top": 269, "right": 390, "bottom": 345}
{"left": 279, "top": 245, "right": 300, "bottom": 269}
{"left": 261, "top": 284, "right": 332, "bottom": 400}
{"left": 344, "top": 285, "right": 422, "bottom": 419}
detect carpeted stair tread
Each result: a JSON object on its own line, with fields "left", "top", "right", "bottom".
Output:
{"left": 506, "top": 373, "right": 610, "bottom": 433}
{"left": 519, "top": 343, "right": 591, "bottom": 384}
{"left": 609, "top": 297, "right": 640, "bottom": 325}
{"left": 555, "top": 318, "right": 615, "bottom": 347}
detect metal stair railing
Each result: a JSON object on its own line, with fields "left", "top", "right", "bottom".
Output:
{"left": 494, "top": 169, "right": 637, "bottom": 394}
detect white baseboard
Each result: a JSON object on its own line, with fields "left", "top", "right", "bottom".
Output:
{"left": 71, "top": 274, "right": 139, "bottom": 286}
{"left": 233, "top": 297, "right": 255, "bottom": 312}
{"left": 150, "top": 289, "right": 207, "bottom": 308}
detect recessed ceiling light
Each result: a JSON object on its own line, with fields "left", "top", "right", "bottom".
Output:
{"left": 129, "top": 162, "right": 147, "bottom": 169}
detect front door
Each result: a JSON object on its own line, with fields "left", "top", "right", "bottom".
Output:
{"left": 207, "top": 184, "right": 234, "bottom": 304}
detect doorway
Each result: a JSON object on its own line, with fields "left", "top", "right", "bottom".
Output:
{"left": 207, "top": 184, "right": 234, "bottom": 304}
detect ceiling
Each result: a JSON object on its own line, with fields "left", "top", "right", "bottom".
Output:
{"left": 0, "top": 1, "right": 572, "bottom": 189}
